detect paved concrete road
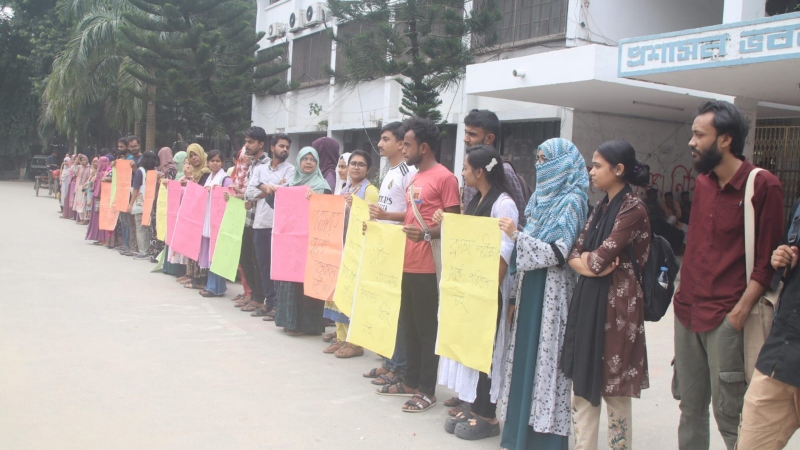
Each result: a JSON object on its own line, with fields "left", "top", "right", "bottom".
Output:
{"left": 2, "top": 181, "right": 797, "bottom": 450}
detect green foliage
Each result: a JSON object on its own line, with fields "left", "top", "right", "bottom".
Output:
{"left": 120, "top": 0, "right": 292, "bottom": 147}
{"left": 327, "top": 0, "right": 500, "bottom": 121}
{"left": 0, "top": 0, "right": 71, "bottom": 162}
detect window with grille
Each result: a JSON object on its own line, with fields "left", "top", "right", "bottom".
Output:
{"left": 498, "top": 120, "right": 562, "bottom": 187}
{"left": 475, "top": 0, "right": 568, "bottom": 46}
{"left": 291, "top": 32, "right": 333, "bottom": 85}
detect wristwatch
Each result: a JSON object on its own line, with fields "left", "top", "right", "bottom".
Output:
{"left": 512, "top": 230, "right": 519, "bottom": 241}
{"left": 423, "top": 230, "right": 431, "bottom": 242}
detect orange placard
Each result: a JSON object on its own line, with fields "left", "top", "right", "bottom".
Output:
{"left": 99, "top": 182, "right": 119, "bottom": 231}
{"left": 113, "top": 163, "right": 132, "bottom": 212}
{"left": 303, "top": 194, "right": 346, "bottom": 301}
{"left": 141, "top": 170, "right": 158, "bottom": 226}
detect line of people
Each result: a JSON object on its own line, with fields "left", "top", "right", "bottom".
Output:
{"left": 54, "top": 100, "right": 799, "bottom": 450}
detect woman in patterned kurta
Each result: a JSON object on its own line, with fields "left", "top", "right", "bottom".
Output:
{"left": 496, "top": 139, "right": 589, "bottom": 450}
{"left": 563, "top": 139, "right": 651, "bottom": 450}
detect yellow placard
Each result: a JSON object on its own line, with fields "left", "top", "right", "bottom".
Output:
{"left": 332, "top": 197, "right": 370, "bottom": 316}
{"left": 155, "top": 182, "right": 168, "bottom": 241}
{"left": 347, "top": 221, "right": 406, "bottom": 358}
{"left": 436, "top": 213, "right": 501, "bottom": 373}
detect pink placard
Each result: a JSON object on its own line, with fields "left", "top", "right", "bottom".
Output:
{"left": 171, "top": 182, "right": 207, "bottom": 261}
{"left": 208, "top": 186, "right": 228, "bottom": 262}
{"left": 166, "top": 180, "right": 182, "bottom": 246}
{"left": 271, "top": 186, "right": 310, "bottom": 283}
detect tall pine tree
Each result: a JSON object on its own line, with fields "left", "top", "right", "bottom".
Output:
{"left": 327, "top": 0, "right": 500, "bottom": 122}
{"left": 120, "top": 0, "right": 292, "bottom": 149}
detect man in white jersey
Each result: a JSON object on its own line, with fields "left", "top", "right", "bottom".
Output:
{"left": 363, "top": 122, "right": 417, "bottom": 386}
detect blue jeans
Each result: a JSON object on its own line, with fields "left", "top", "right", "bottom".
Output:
{"left": 205, "top": 272, "right": 227, "bottom": 296}
{"left": 382, "top": 316, "right": 407, "bottom": 375}
{"left": 119, "top": 213, "right": 130, "bottom": 248}
{"left": 253, "top": 228, "right": 276, "bottom": 310}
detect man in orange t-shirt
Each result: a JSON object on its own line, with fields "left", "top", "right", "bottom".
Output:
{"left": 375, "top": 117, "right": 460, "bottom": 413}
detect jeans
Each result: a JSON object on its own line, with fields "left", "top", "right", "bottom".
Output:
{"left": 400, "top": 272, "right": 440, "bottom": 396}
{"left": 205, "top": 272, "right": 227, "bottom": 296}
{"left": 119, "top": 213, "right": 130, "bottom": 249}
{"left": 253, "top": 228, "right": 276, "bottom": 311}
{"left": 127, "top": 212, "right": 138, "bottom": 252}
{"left": 675, "top": 316, "right": 745, "bottom": 450}
{"left": 134, "top": 213, "right": 149, "bottom": 255}
{"left": 240, "top": 226, "right": 263, "bottom": 302}
{"left": 382, "top": 317, "right": 407, "bottom": 375}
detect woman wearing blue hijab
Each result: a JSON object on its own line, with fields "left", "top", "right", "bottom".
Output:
{"left": 496, "top": 138, "right": 589, "bottom": 450}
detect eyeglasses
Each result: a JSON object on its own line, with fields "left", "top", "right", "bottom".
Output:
{"left": 349, "top": 161, "right": 367, "bottom": 168}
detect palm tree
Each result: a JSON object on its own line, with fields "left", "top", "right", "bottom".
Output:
{"left": 40, "top": 0, "right": 155, "bottom": 150}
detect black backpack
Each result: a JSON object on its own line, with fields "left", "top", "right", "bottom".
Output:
{"left": 628, "top": 234, "right": 680, "bottom": 322}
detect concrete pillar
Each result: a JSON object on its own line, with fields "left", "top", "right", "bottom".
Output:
{"left": 723, "top": 0, "right": 765, "bottom": 23}
{"left": 734, "top": 97, "right": 758, "bottom": 162}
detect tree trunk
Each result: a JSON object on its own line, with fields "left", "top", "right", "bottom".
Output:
{"left": 134, "top": 121, "right": 142, "bottom": 138}
{"left": 146, "top": 76, "right": 157, "bottom": 152}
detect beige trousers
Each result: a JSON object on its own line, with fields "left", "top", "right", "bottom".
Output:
{"left": 736, "top": 369, "right": 800, "bottom": 450}
{"left": 572, "top": 395, "right": 633, "bottom": 450}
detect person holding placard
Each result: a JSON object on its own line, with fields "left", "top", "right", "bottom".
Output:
{"left": 274, "top": 147, "right": 332, "bottom": 336}
{"left": 181, "top": 144, "right": 212, "bottom": 289}
{"left": 363, "top": 122, "right": 417, "bottom": 386}
{"left": 333, "top": 152, "right": 351, "bottom": 196}
{"left": 163, "top": 151, "right": 188, "bottom": 278}
{"left": 323, "top": 150, "right": 378, "bottom": 358}
{"left": 433, "top": 144, "right": 518, "bottom": 440}
{"left": 197, "top": 150, "right": 234, "bottom": 297}
{"left": 147, "top": 147, "right": 178, "bottom": 262}
{"left": 496, "top": 139, "right": 589, "bottom": 450}
{"left": 235, "top": 128, "right": 271, "bottom": 315}
{"left": 129, "top": 151, "right": 159, "bottom": 260}
{"left": 376, "top": 118, "right": 460, "bottom": 414}
{"left": 245, "top": 133, "right": 295, "bottom": 315}
{"left": 563, "top": 140, "right": 652, "bottom": 450}
{"left": 226, "top": 146, "right": 253, "bottom": 302}
{"left": 86, "top": 155, "right": 112, "bottom": 244}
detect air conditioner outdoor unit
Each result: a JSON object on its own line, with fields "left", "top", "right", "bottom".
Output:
{"left": 305, "top": 3, "right": 327, "bottom": 27}
{"left": 267, "top": 23, "right": 286, "bottom": 40}
{"left": 289, "top": 9, "right": 305, "bottom": 32}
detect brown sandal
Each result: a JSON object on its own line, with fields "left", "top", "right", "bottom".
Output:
{"left": 323, "top": 341, "right": 345, "bottom": 354}
{"left": 334, "top": 343, "right": 364, "bottom": 358}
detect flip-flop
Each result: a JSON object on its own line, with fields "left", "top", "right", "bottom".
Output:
{"left": 444, "top": 397, "right": 463, "bottom": 407}
{"left": 200, "top": 291, "right": 223, "bottom": 298}
{"left": 376, "top": 382, "right": 415, "bottom": 397}
{"left": 371, "top": 373, "right": 401, "bottom": 386}
{"left": 402, "top": 394, "right": 436, "bottom": 413}
{"left": 363, "top": 367, "right": 388, "bottom": 379}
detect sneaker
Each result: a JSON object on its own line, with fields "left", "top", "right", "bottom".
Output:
{"left": 133, "top": 254, "right": 150, "bottom": 260}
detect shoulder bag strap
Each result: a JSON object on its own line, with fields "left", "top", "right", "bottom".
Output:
{"left": 744, "top": 168, "right": 764, "bottom": 283}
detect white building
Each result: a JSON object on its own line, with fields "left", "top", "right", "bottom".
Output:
{"left": 253, "top": 0, "right": 800, "bottom": 207}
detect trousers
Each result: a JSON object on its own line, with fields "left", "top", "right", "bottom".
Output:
{"left": 736, "top": 369, "right": 800, "bottom": 450}
{"left": 134, "top": 213, "right": 149, "bottom": 255}
{"left": 572, "top": 395, "right": 632, "bottom": 450}
{"left": 400, "top": 273, "right": 439, "bottom": 396}
{"left": 674, "top": 317, "right": 745, "bottom": 450}
{"left": 253, "top": 228, "right": 276, "bottom": 310}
